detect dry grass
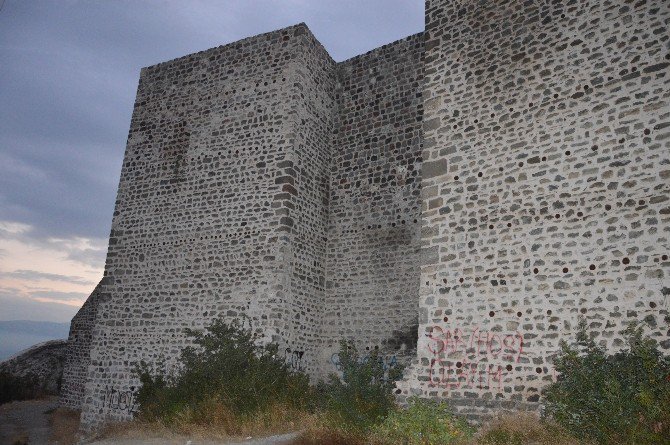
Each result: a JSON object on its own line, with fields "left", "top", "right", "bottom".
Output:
{"left": 295, "top": 411, "right": 588, "bottom": 445}
{"left": 10, "top": 433, "right": 29, "bottom": 445}
{"left": 94, "top": 407, "right": 591, "bottom": 445}
{"left": 48, "top": 407, "right": 81, "bottom": 445}
{"left": 292, "top": 413, "right": 368, "bottom": 445}
{"left": 473, "top": 412, "right": 586, "bottom": 445}
{"left": 99, "top": 403, "right": 313, "bottom": 443}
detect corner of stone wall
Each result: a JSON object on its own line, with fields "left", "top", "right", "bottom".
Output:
{"left": 59, "top": 281, "right": 103, "bottom": 410}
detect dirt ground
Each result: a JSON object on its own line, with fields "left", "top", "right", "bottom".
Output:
{"left": 0, "top": 397, "right": 58, "bottom": 445}
{"left": 88, "top": 431, "right": 300, "bottom": 445}
{"left": 0, "top": 398, "right": 300, "bottom": 445}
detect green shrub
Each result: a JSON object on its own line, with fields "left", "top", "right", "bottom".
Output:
{"left": 544, "top": 320, "right": 670, "bottom": 445}
{"left": 134, "top": 317, "right": 312, "bottom": 426}
{"left": 371, "top": 397, "right": 473, "bottom": 445}
{"left": 318, "top": 341, "right": 403, "bottom": 434}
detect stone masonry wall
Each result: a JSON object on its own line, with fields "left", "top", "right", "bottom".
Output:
{"left": 398, "top": 0, "right": 670, "bottom": 420}
{"left": 323, "top": 34, "right": 425, "bottom": 372}
{"left": 73, "top": 25, "right": 428, "bottom": 429}
{"left": 79, "top": 24, "right": 340, "bottom": 429}
{"left": 59, "top": 281, "right": 102, "bottom": 409}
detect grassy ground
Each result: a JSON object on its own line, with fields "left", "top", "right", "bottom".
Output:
{"left": 0, "top": 398, "right": 594, "bottom": 445}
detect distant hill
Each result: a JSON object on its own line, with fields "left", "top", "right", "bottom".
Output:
{"left": 0, "top": 320, "right": 69, "bottom": 361}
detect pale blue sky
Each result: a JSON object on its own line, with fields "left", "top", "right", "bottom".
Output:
{"left": 0, "top": 0, "right": 424, "bottom": 322}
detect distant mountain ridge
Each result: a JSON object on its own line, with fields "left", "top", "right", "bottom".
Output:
{"left": 0, "top": 320, "right": 69, "bottom": 361}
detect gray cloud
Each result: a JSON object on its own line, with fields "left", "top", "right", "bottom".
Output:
{"left": 0, "top": 223, "right": 108, "bottom": 270}
{"left": 65, "top": 249, "right": 107, "bottom": 270}
{"left": 0, "top": 269, "right": 96, "bottom": 286}
{"left": 0, "top": 0, "right": 423, "bottom": 242}
{"left": 0, "top": 289, "right": 79, "bottom": 323}
{"left": 29, "top": 290, "right": 89, "bottom": 302}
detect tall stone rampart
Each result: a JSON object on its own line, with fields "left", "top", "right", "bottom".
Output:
{"left": 397, "top": 0, "right": 670, "bottom": 419}
{"left": 79, "top": 24, "right": 342, "bottom": 428}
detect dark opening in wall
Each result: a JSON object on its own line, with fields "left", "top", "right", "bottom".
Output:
{"left": 385, "top": 324, "right": 420, "bottom": 351}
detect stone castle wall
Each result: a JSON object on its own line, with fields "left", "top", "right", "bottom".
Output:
{"left": 323, "top": 34, "right": 425, "bottom": 369}
{"left": 397, "top": 0, "right": 670, "bottom": 419}
{"left": 80, "top": 25, "right": 335, "bottom": 427}
{"left": 62, "top": 0, "right": 669, "bottom": 430}
{"left": 72, "top": 24, "right": 428, "bottom": 429}
{"left": 59, "top": 281, "right": 102, "bottom": 409}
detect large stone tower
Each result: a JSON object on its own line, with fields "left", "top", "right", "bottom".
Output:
{"left": 60, "top": 0, "right": 669, "bottom": 429}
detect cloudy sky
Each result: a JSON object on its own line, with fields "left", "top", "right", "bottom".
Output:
{"left": 0, "top": 0, "right": 424, "bottom": 323}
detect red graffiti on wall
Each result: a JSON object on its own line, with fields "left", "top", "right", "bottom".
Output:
{"left": 429, "top": 359, "right": 504, "bottom": 390}
{"left": 426, "top": 326, "right": 523, "bottom": 391}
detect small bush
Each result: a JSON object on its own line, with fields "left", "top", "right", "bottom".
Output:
{"left": 476, "top": 412, "right": 582, "bottom": 445}
{"left": 544, "top": 320, "right": 670, "bottom": 445}
{"left": 0, "top": 371, "right": 42, "bottom": 404}
{"left": 371, "top": 397, "right": 473, "bottom": 445}
{"left": 318, "top": 341, "right": 403, "bottom": 434}
{"left": 134, "top": 317, "right": 312, "bottom": 431}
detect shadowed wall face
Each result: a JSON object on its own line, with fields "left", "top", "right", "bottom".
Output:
{"left": 398, "top": 0, "right": 670, "bottom": 420}
{"left": 324, "top": 34, "right": 424, "bottom": 368}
